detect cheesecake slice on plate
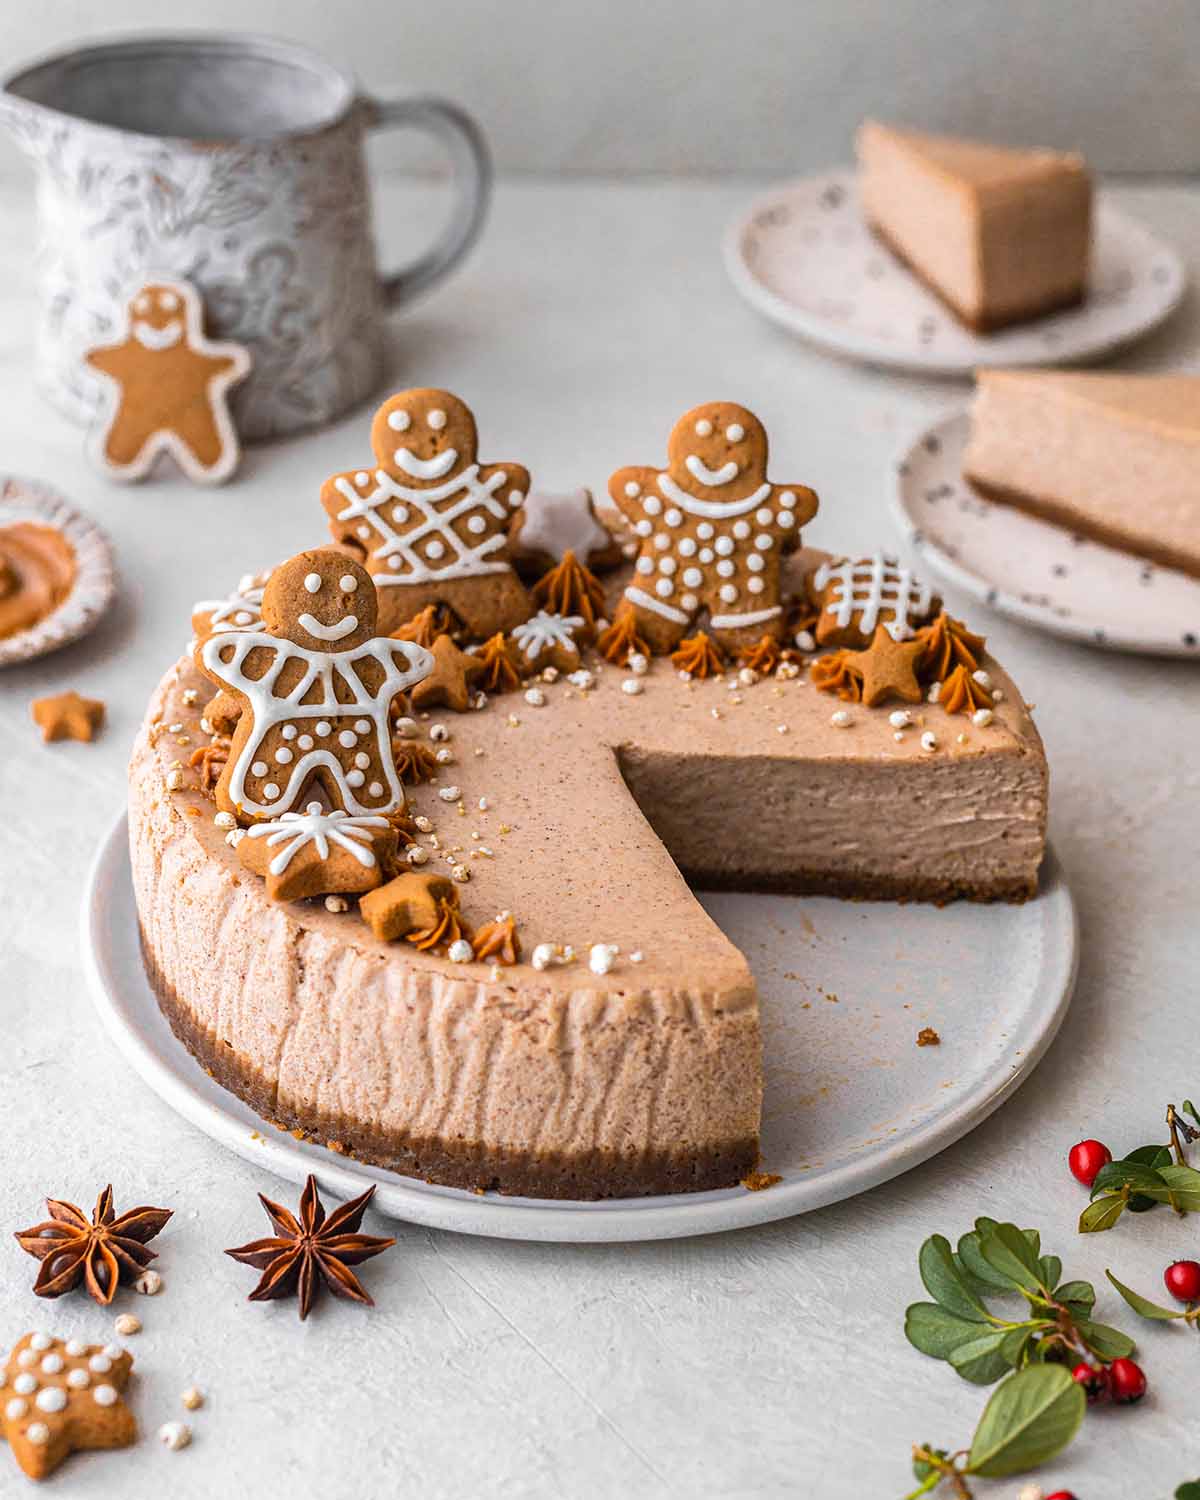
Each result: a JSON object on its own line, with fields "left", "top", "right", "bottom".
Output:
{"left": 856, "top": 121, "right": 1092, "bottom": 332}
{"left": 964, "top": 370, "right": 1200, "bottom": 579}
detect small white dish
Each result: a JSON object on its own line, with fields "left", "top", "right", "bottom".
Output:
{"left": 0, "top": 477, "right": 115, "bottom": 666}
{"left": 83, "top": 812, "right": 1077, "bottom": 1243}
{"left": 724, "top": 169, "right": 1185, "bottom": 377}
{"left": 893, "top": 409, "right": 1200, "bottom": 656}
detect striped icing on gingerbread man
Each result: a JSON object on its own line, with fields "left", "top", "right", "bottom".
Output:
{"left": 609, "top": 403, "right": 819, "bottom": 652}
{"left": 196, "top": 550, "right": 433, "bottom": 823}
{"left": 320, "top": 389, "right": 533, "bottom": 638}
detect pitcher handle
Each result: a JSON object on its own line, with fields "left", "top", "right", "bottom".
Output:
{"left": 362, "top": 94, "right": 492, "bottom": 309}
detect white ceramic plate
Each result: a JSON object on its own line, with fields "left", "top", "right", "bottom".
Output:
{"left": 893, "top": 409, "right": 1200, "bottom": 656}
{"left": 83, "top": 812, "right": 1077, "bottom": 1243}
{"left": 724, "top": 170, "right": 1185, "bottom": 376}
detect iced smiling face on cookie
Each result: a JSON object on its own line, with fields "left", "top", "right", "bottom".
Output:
{"left": 261, "top": 552, "right": 377, "bottom": 654}
{"left": 369, "top": 390, "right": 478, "bottom": 486}
{"left": 129, "top": 284, "right": 186, "bottom": 351}
{"left": 665, "top": 403, "right": 768, "bottom": 504}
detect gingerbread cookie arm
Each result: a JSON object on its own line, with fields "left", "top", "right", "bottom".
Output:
{"left": 84, "top": 346, "right": 126, "bottom": 380}
{"left": 766, "top": 480, "right": 820, "bottom": 552}
{"left": 607, "top": 467, "right": 660, "bottom": 525}
{"left": 477, "top": 461, "right": 530, "bottom": 506}
{"left": 320, "top": 471, "right": 373, "bottom": 555}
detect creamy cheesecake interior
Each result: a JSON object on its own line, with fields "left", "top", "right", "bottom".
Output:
{"left": 965, "top": 370, "right": 1200, "bottom": 579}
{"left": 857, "top": 120, "right": 1092, "bottom": 331}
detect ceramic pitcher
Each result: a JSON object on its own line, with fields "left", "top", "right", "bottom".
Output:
{"left": 1, "top": 35, "right": 491, "bottom": 440}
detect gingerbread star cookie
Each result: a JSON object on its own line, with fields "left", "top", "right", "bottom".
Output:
{"left": 321, "top": 389, "right": 534, "bottom": 637}
{"left": 195, "top": 550, "right": 434, "bottom": 822}
{"left": 856, "top": 625, "right": 926, "bottom": 707}
{"left": 609, "top": 402, "right": 818, "bottom": 652}
{"left": 237, "top": 803, "right": 399, "bottom": 902}
{"left": 0, "top": 1332, "right": 135, "bottom": 1480}
{"left": 359, "top": 872, "right": 463, "bottom": 944}
{"left": 509, "top": 487, "right": 622, "bottom": 572}
{"left": 409, "top": 634, "right": 486, "bottom": 712}
{"left": 509, "top": 610, "right": 586, "bottom": 674}
{"left": 31, "top": 691, "right": 105, "bottom": 743}
{"left": 85, "top": 279, "right": 250, "bottom": 484}
{"left": 808, "top": 554, "right": 939, "bottom": 648}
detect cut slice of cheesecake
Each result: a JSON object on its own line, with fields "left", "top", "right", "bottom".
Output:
{"left": 964, "top": 370, "right": 1200, "bottom": 578}
{"left": 856, "top": 121, "right": 1092, "bottom": 332}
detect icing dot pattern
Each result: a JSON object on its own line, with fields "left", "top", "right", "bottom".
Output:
{"left": 0, "top": 1333, "right": 135, "bottom": 1480}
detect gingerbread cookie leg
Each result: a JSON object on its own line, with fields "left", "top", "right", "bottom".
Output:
{"left": 705, "top": 604, "right": 787, "bottom": 654}
{"left": 619, "top": 592, "right": 691, "bottom": 655}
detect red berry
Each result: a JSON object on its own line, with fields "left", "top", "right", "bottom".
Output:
{"left": 1045, "top": 1492, "right": 1078, "bottom": 1500}
{"left": 1068, "top": 1138, "right": 1112, "bottom": 1187}
{"left": 1164, "top": 1259, "right": 1200, "bottom": 1302}
{"left": 1071, "top": 1360, "right": 1109, "bottom": 1402}
{"left": 1109, "top": 1356, "right": 1147, "bottom": 1404}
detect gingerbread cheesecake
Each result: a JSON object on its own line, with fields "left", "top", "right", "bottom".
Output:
{"left": 130, "top": 392, "right": 1048, "bottom": 1200}
{"left": 965, "top": 369, "right": 1200, "bottom": 578}
{"left": 856, "top": 121, "right": 1092, "bottom": 332}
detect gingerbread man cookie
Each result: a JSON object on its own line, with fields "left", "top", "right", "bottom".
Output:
{"left": 609, "top": 403, "right": 818, "bottom": 652}
{"left": 85, "top": 278, "right": 251, "bottom": 484}
{"left": 196, "top": 550, "right": 433, "bottom": 822}
{"left": 321, "top": 389, "right": 533, "bottom": 637}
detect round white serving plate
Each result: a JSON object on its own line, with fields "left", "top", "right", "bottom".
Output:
{"left": 893, "top": 409, "right": 1200, "bottom": 656}
{"left": 83, "top": 812, "right": 1077, "bottom": 1243}
{"left": 724, "top": 169, "right": 1185, "bottom": 377}
{"left": 0, "top": 477, "right": 115, "bottom": 666}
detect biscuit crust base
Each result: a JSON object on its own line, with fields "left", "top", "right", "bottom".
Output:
{"left": 140, "top": 930, "right": 759, "bottom": 1200}
{"left": 678, "top": 864, "right": 1037, "bottom": 905}
{"left": 867, "top": 218, "right": 1087, "bottom": 334}
{"left": 965, "top": 473, "right": 1200, "bottom": 583}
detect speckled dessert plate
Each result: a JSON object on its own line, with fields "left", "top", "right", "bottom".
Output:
{"left": 893, "top": 410, "right": 1200, "bottom": 656}
{"left": 724, "top": 170, "right": 1185, "bottom": 376}
{"left": 83, "top": 812, "right": 1077, "bottom": 1242}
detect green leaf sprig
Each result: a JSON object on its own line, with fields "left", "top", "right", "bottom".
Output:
{"left": 904, "top": 1365, "right": 1084, "bottom": 1498}
{"left": 906, "top": 1217, "right": 1135, "bottom": 1382}
{"left": 1107, "top": 1268, "right": 1200, "bottom": 1329}
{"left": 1082, "top": 1102, "right": 1200, "bottom": 1234}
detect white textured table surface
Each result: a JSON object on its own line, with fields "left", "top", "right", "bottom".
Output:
{"left": 1, "top": 176, "right": 1198, "bottom": 1499}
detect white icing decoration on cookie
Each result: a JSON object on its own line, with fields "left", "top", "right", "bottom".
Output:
{"left": 393, "top": 446, "right": 457, "bottom": 480}
{"left": 684, "top": 455, "right": 739, "bottom": 488}
{"left": 657, "top": 474, "right": 771, "bottom": 519}
{"left": 244, "top": 803, "right": 389, "bottom": 875}
{"left": 333, "top": 464, "right": 510, "bottom": 585}
{"left": 200, "top": 631, "right": 433, "bottom": 818}
{"left": 511, "top": 610, "right": 583, "bottom": 661}
{"left": 623, "top": 585, "right": 688, "bottom": 624}
{"left": 299, "top": 611, "right": 359, "bottom": 642}
{"left": 812, "top": 554, "right": 932, "bottom": 641}
{"left": 709, "top": 604, "right": 782, "bottom": 629}
{"left": 193, "top": 577, "right": 267, "bottom": 634}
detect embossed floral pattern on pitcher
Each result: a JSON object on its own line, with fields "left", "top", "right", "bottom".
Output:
{"left": 2, "top": 36, "right": 490, "bottom": 441}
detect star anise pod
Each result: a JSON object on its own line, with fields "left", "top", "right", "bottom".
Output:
{"left": 15, "top": 1185, "right": 173, "bottom": 1304}
{"left": 225, "top": 1175, "right": 395, "bottom": 1320}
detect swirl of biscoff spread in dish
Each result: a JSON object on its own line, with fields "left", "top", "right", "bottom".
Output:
{"left": 0, "top": 522, "right": 77, "bottom": 640}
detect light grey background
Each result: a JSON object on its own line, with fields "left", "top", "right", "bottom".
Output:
{"left": 1, "top": 0, "right": 1199, "bottom": 177}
